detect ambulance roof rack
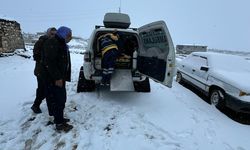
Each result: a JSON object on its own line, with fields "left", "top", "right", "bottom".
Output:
{"left": 103, "top": 13, "right": 131, "bottom": 29}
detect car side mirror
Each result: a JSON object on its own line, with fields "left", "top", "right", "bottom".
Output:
{"left": 200, "top": 66, "right": 209, "bottom": 72}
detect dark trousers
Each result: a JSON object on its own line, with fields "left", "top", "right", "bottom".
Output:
{"left": 34, "top": 77, "right": 54, "bottom": 116}
{"left": 101, "top": 49, "right": 119, "bottom": 83}
{"left": 46, "top": 82, "right": 66, "bottom": 124}
{"left": 33, "top": 77, "right": 46, "bottom": 106}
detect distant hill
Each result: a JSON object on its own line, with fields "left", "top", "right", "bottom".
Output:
{"left": 22, "top": 32, "right": 88, "bottom": 54}
{"left": 208, "top": 49, "right": 250, "bottom": 57}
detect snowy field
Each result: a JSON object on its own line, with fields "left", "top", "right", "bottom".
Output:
{"left": 0, "top": 46, "right": 250, "bottom": 150}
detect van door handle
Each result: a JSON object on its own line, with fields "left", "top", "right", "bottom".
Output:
{"left": 182, "top": 65, "right": 185, "bottom": 67}
{"left": 192, "top": 69, "right": 195, "bottom": 72}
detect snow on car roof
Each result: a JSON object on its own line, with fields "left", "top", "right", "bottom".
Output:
{"left": 189, "top": 52, "right": 250, "bottom": 92}
{"left": 191, "top": 52, "right": 250, "bottom": 71}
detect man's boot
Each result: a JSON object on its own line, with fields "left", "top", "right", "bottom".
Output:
{"left": 56, "top": 123, "right": 73, "bottom": 132}
{"left": 31, "top": 104, "right": 42, "bottom": 114}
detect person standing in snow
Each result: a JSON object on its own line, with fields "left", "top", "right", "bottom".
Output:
{"left": 31, "top": 27, "right": 57, "bottom": 114}
{"left": 42, "top": 26, "right": 73, "bottom": 132}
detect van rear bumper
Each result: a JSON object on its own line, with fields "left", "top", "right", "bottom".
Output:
{"left": 90, "top": 70, "right": 145, "bottom": 82}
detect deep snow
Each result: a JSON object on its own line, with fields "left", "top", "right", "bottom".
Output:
{"left": 0, "top": 43, "right": 250, "bottom": 150}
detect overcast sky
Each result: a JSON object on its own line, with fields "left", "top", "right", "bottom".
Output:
{"left": 1, "top": 0, "right": 250, "bottom": 51}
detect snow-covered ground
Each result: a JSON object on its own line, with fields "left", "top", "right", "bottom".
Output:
{"left": 68, "top": 38, "right": 87, "bottom": 54}
{"left": 0, "top": 45, "right": 250, "bottom": 150}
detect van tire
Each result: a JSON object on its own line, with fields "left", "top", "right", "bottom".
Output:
{"left": 77, "top": 66, "right": 96, "bottom": 92}
{"left": 134, "top": 77, "right": 151, "bottom": 92}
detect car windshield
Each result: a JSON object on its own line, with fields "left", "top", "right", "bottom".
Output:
{"left": 209, "top": 54, "right": 250, "bottom": 72}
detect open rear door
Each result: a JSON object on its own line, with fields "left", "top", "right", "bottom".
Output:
{"left": 137, "top": 21, "right": 175, "bottom": 88}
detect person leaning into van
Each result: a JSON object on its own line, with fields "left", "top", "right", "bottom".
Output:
{"left": 42, "top": 26, "right": 73, "bottom": 132}
{"left": 98, "top": 31, "right": 121, "bottom": 85}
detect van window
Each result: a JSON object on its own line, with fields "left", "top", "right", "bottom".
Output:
{"left": 139, "top": 28, "right": 169, "bottom": 59}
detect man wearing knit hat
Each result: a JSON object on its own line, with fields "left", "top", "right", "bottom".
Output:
{"left": 42, "top": 26, "right": 73, "bottom": 132}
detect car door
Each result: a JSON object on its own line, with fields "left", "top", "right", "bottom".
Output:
{"left": 178, "top": 55, "right": 196, "bottom": 81}
{"left": 137, "top": 21, "right": 175, "bottom": 88}
{"left": 189, "top": 55, "right": 209, "bottom": 91}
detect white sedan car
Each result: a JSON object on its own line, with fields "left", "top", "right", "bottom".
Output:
{"left": 176, "top": 52, "right": 250, "bottom": 113}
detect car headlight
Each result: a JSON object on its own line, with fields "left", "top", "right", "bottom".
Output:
{"left": 239, "top": 91, "right": 250, "bottom": 96}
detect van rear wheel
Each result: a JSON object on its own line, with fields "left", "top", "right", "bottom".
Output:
{"left": 133, "top": 77, "right": 151, "bottom": 92}
{"left": 77, "top": 66, "right": 96, "bottom": 92}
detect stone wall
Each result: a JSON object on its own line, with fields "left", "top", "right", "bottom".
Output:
{"left": 0, "top": 19, "right": 25, "bottom": 53}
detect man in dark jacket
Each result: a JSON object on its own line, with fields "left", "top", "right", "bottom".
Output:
{"left": 31, "top": 27, "right": 57, "bottom": 114}
{"left": 42, "top": 26, "right": 73, "bottom": 132}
